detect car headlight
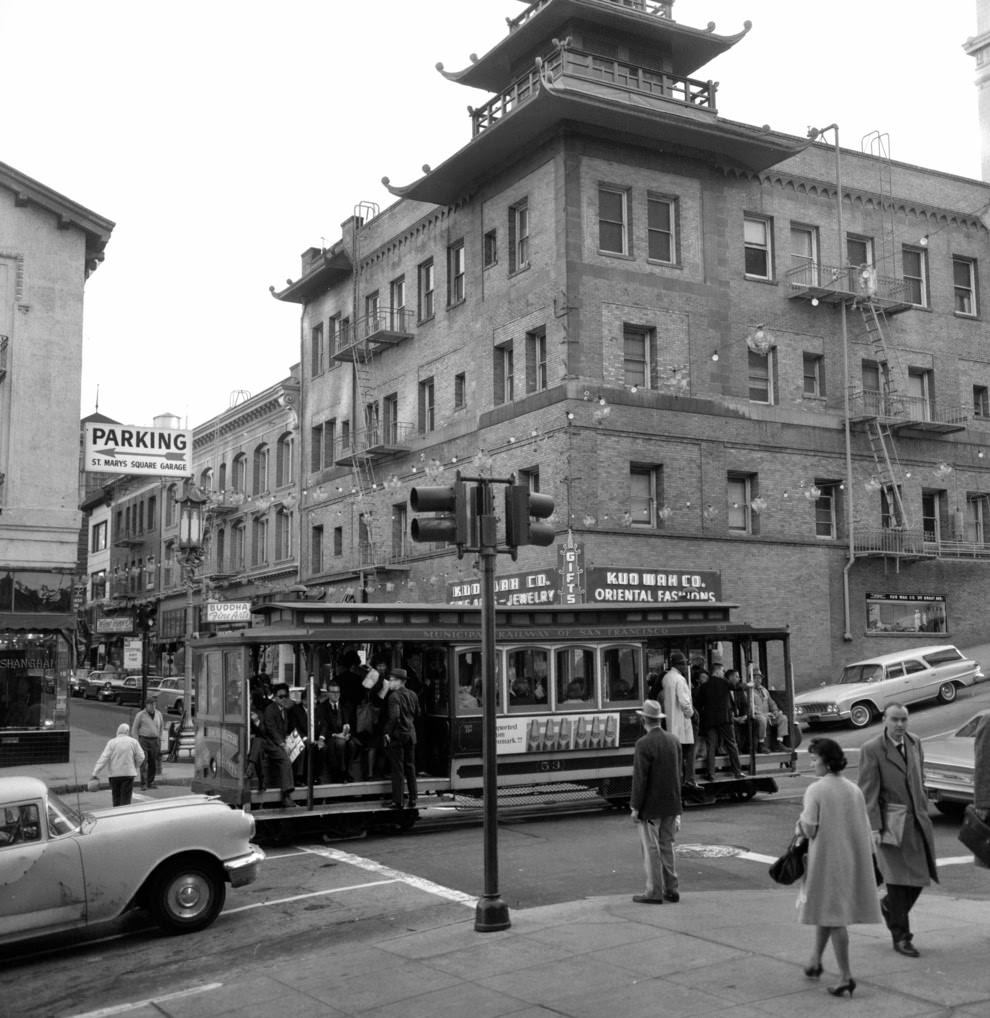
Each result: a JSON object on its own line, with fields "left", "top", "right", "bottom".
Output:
{"left": 795, "top": 705, "right": 805, "bottom": 716}
{"left": 824, "top": 704, "right": 839, "bottom": 714}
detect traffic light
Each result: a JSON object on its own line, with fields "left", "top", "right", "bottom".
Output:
{"left": 410, "top": 481, "right": 473, "bottom": 551}
{"left": 504, "top": 483, "right": 556, "bottom": 549}
{"left": 136, "top": 603, "right": 157, "bottom": 633}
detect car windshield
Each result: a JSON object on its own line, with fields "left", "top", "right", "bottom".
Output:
{"left": 46, "top": 790, "right": 82, "bottom": 834}
{"left": 955, "top": 714, "right": 988, "bottom": 738}
{"left": 837, "top": 664, "right": 882, "bottom": 685}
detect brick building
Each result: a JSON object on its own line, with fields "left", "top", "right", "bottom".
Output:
{"left": 274, "top": 0, "right": 990, "bottom": 688}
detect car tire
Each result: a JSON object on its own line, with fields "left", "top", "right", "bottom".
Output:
{"left": 848, "top": 702, "right": 874, "bottom": 729}
{"left": 936, "top": 681, "right": 958, "bottom": 705}
{"left": 149, "top": 859, "right": 226, "bottom": 934}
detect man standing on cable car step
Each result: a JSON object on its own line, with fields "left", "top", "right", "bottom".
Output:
{"left": 261, "top": 682, "right": 302, "bottom": 808}
{"left": 383, "top": 668, "right": 419, "bottom": 809}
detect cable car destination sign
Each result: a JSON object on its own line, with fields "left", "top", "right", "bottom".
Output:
{"left": 85, "top": 423, "right": 192, "bottom": 477}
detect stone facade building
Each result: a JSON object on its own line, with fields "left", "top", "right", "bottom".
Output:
{"left": 274, "top": 0, "right": 990, "bottom": 688}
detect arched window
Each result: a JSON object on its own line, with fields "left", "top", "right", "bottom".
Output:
{"left": 231, "top": 523, "right": 245, "bottom": 570}
{"left": 218, "top": 462, "right": 227, "bottom": 492}
{"left": 276, "top": 432, "right": 295, "bottom": 488}
{"left": 200, "top": 467, "right": 213, "bottom": 491}
{"left": 232, "top": 454, "right": 247, "bottom": 493}
{"left": 165, "top": 484, "right": 178, "bottom": 526}
{"left": 275, "top": 509, "right": 292, "bottom": 560}
{"left": 214, "top": 528, "right": 225, "bottom": 574}
{"left": 253, "top": 444, "right": 269, "bottom": 496}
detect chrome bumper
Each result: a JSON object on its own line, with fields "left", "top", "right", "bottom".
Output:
{"left": 224, "top": 845, "right": 266, "bottom": 887}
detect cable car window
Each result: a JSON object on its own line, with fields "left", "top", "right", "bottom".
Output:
{"left": 507, "top": 648, "right": 550, "bottom": 712}
{"left": 455, "top": 650, "right": 500, "bottom": 715}
{"left": 603, "top": 645, "right": 641, "bottom": 704}
{"left": 556, "top": 647, "right": 595, "bottom": 709}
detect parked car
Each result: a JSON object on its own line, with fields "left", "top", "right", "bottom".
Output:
{"left": 96, "top": 673, "right": 144, "bottom": 706}
{"left": 81, "top": 670, "right": 117, "bottom": 700}
{"left": 68, "top": 671, "right": 85, "bottom": 697}
{"left": 923, "top": 709, "right": 989, "bottom": 817}
{"left": 0, "top": 776, "right": 264, "bottom": 943}
{"left": 148, "top": 676, "right": 195, "bottom": 716}
{"left": 794, "top": 644, "right": 983, "bottom": 730}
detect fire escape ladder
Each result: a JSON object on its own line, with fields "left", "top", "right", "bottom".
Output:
{"left": 351, "top": 341, "right": 380, "bottom": 569}
{"left": 859, "top": 299, "right": 906, "bottom": 414}
{"left": 865, "top": 419, "right": 912, "bottom": 530}
{"left": 863, "top": 130, "right": 896, "bottom": 274}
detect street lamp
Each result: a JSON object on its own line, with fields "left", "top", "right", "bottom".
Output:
{"left": 175, "top": 484, "right": 208, "bottom": 756}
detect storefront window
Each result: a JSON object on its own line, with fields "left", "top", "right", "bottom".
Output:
{"left": 0, "top": 632, "right": 68, "bottom": 730}
{"left": 865, "top": 593, "right": 947, "bottom": 634}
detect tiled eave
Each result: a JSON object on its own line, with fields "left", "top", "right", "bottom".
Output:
{"left": 384, "top": 83, "right": 808, "bottom": 206}
{"left": 271, "top": 246, "right": 352, "bottom": 304}
{"left": 438, "top": 1, "right": 749, "bottom": 90}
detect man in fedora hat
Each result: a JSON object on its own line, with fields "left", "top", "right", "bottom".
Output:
{"left": 662, "top": 651, "right": 699, "bottom": 787}
{"left": 630, "top": 699, "right": 683, "bottom": 903}
{"left": 383, "top": 668, "right": 420, "bottom": 809}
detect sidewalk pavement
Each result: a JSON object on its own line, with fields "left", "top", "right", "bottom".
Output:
{"left": 63, "top": 886, "right": 990, "bottom": 1018}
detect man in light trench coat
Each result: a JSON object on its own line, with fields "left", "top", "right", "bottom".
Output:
{"left": 661, "top": 651, "right": 698, "bottom": 787}
{"left": 858, "top": 703, "right": 938, "bottom": 958}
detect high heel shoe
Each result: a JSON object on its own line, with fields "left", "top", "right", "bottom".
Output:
{"left": 803, "top": 963, "right": 823, "bottom": 979}
{"left": 826, "top": 978, "right": 856, "bottom": 998}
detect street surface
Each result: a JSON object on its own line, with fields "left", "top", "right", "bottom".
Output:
{"left": 2, "top": 684, "right": 988, "bottom": 1017}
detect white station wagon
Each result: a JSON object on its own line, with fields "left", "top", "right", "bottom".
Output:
{"left": 794, "top": 644, "right": 983, "bottom": 730}
{"left": 0, "top": 776, "right": 263, "bottom": 944}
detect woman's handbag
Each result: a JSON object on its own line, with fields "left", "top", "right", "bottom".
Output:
{"left": 769, "top": 834, "right": 808, "bottom": 885}
{"left": 958, "top": 805, "right": 990, "bottom": 867}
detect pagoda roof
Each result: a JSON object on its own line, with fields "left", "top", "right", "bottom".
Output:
{"left": 271, "top": 244, "right": 352, "bottom": 304}
{"left": 438, "top": 0, "right": 749, "bottom": 90}
{"left": 384, "top": 71, "right": 808, "bottom": 206}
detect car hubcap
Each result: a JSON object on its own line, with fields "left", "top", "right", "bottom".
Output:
{"left": 169, "top": 874, "right": 210, "bottom": 919}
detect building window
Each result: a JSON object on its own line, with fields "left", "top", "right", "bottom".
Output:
{"left": 389, "top": 276, "right": 405, "bottom": 329}
{"left": 623, "top": 324, "right": 654, "bottom": 389}
{"left": 454, "top": 372, "right": 466, "bottom": 410}
{"left": 518, "top": 467, "right": 540, "bottom": 493}
{"left": 974, "top": 385, "right": 989, "bottom": 418}
{"left": 748, "top": 348, "right": 776, "bottom": 404}
{"left": 907, "top": 368, "right": 934, "bottom": 422}
{"left": 324, "top": 419, "right": 336, "bottom": 469}
{"left": 340, "top": 315, "right": 351, "bottom": 348}
{"left": 418, "top": 259, "right": 435, "bottom": 322}
{"left": 328, "top": 314, "right": 340, "bottom": 358}
{"left": 743, "top": 215, "right": 772, "bottom": 279}
{"left": 598, "top": 186, "right": 629, "bottom": 255}
{"left": 341, "top": 419, "right": 350, "bottom": 451}
{"left": 251, "top": 517, "right": 268, "bottom": 566}
{"left": 647, "top": 195, "right": 676, "bottom": 263}
{"left": 727, "top": 474, "right": 756, "bottom": 534}
{"left": 630, "top": 466, "right": 661, "bottom": 527}
{"left": 382, "top": 393, "right": 398, "bottom": 445}
{"left": 311, "top": 525, "right": 323, "bottom": 573}
{"left": 509, "top": 200, "right": 529, "bottom": 272}
{"left": 211, "top": 532, "right": 221, "bottom": 580}
{"left": 91, "top": 569, "right": 106, "bottom": 601}
{"left": 365, "top": 290, "right": 380, "bottom": 333}
{"left": 231, "top": 454, "right": 247, "bottom": 493}
{"left": 525, "top": 327, "right": 548, "bottom": 393}
{"left": 147, "top": 496, "right": 156, "bottom": 531}
{"left": 91, "top": 521, "right": 108, "bottom": 552}
{"left": 967, "top": 494, "right": 990, "bottom": 545}
{"left": 311, "top": 322, "right": 324, "bottom": 377}
{"left": 275, "top": 509, "right": 292, "bottom": 560}
{"left": 790, "top": 224, "right": 818, "bottom": 285}
{"left": 418, "top": 377, "right": 435, "bottom": 433}
{"left": 311, "top": 422, "right": 324, "bottom": 472}
{"left": 953, "top": 256, "right": 978, "bottom": 316}
{"left": 231, "top": 523, "right": 246, "bottom": 571}
{"left": 902, "top": 246, "right": 928, "bottom": 307}
{"left": 494, "top": 343, "right": 514, "bottom": 404}
{"left": 847, "top": 235, "right": 874, "bottom": 268}
{"left": 802, "top": 353, "right": 825, "bottom": 397}
{"left": 814, "top": 482, "right": 839, "bottom": 539}
{"left": 447, "top": 240, "right": 466, "bottom": 305}
{"left": 165, "top": 484, "right": 177, "bottom": 525}
{"left": 365, "top": 400, "right": 380, "bottom": 446}
{"left": 881, "top": 486, "right": 905, "bottom": 529}
{"left": 333, "top": 526, "right": 343, "bottom": 557}
{"left": 484, "top": 229, "right": 497, "bottom": 268}
{"left": 392, "top": 503, "right": 408, "bottom": 559}
{"left": 252, "top": 443, "right": 269, "bottom": 495}
{"left": 276, "top": 432, "right": 294, "bottom": 487}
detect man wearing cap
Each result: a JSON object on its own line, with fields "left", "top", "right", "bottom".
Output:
{"left": 662, "top": 651, "right": 698, "bottom": 787}
{"left": 630, "top": 699, "right": 683, "bottom": 903}
{"left": 383, "top": 668, "right": 420, "bottom": 809}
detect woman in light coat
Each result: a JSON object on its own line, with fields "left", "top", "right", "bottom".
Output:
{"left": 797, "top": 737, "right": 881, "bottom": 998}
{"left": 91, "top": 722, "right": 145, "bottom": 807}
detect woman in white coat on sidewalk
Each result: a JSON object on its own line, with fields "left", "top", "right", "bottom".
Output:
{"left": 91, "top": 722, "right": 145, "bottom": 807}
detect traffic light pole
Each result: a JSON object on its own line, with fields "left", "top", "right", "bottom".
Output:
{"left": 475, "top": 480, "right": 510, "bottom": 932}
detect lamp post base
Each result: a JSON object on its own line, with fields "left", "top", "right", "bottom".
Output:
{"left": 474, "top": 895, "right": 511, "bottom": 932}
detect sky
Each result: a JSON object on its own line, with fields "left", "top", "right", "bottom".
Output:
{"left": 2, "top": 0, "right": 983, "bottom": 430}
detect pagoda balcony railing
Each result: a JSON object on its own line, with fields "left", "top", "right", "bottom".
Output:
{"left": 785, "top": 262, "right": 909, "bottom": 305}
{"left": 471, "top": 46, "right": 715, "bottom": 136}
{"left": 509, "top": 0, "right": 673, "bottom": 31}
{"left": 854, "top": 526, "right": 990, "bottom": 561}
{"left": 847, "top": 388, "right": 969, "bottom": 429}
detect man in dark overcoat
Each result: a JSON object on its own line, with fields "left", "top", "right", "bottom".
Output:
{"left": 629, "top": 699, "right": 682, "bottom": 903}
{"left": 859, "top": 703, "right": 937, "bottom": 957}
{"left": 695, "top": 663, "right": 744, "bottom": 781}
